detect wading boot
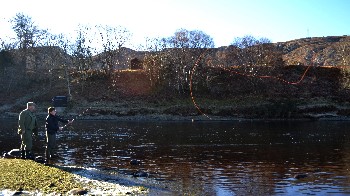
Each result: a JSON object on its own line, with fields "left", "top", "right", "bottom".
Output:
{"left": 45, "top": 148, "right": 50, "bottom": 160}
{"left": 25, "top": 151, "right": 34, "bottom": 160}
{"left": 21, "top": 150, "right": 26, "bottom": 159}
{"left": 44, "top": 159, "right": 50, "bottom": 166}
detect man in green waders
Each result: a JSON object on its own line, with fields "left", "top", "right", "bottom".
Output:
{"left": 18, "top": 102, "right": 38, "bottom": 159}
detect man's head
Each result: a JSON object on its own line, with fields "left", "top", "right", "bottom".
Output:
{"left": 48, "top": 107, "right": 56, "bottom": 115}
{"left": 27, "top": 102, "right": 36, "bottom": 112}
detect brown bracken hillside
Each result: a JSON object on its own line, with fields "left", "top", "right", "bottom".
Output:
{"left": 1, "top": 36, "right": 350, "bottom": 120}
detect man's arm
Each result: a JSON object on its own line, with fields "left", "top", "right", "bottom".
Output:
{"left": 56, "top": 116, "right": 69, "bottom": 124}
{"left": 18, "top": 111, "right": 28, "bottom": 134}
{"left": 33, "top": 118, "right": 38, "bottom": 136}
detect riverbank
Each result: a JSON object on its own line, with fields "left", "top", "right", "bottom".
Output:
{"left": 0, "top": 158, "right": 177, "bottom": 195}
{"left": 2, "top": 111, "right": 350, "bottom": 122}
{"left": 2, "top": 96, "right": 350, "bottom": 121}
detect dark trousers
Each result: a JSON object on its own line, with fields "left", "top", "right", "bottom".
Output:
{"left": 45, "top": 132, "right": 57, "bottom": 159}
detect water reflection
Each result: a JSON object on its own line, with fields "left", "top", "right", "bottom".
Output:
{"left": 1, "top": 119, "right": 350, "bottom": 195}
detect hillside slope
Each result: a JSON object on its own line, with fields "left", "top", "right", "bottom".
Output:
{"left": 1, "top": 36, "right": 350, "bottom": 120}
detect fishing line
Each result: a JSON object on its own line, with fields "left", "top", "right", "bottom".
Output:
{"left": 218, "top": 62, "right": 312, "bottom": 85}
{"left": 189, "top": 49, "right": 211, "bottom": 119}
{"left": 61, "top": 99, "right": 103, "bottom": 129}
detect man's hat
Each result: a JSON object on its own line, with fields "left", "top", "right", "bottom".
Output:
{"left": 27, "top": 102, "right": 36, "bottom": 107}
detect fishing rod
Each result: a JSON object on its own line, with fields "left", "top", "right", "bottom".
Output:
{"left": 61, "top": 119, "right": 74, "bottom": 129}
{"left": 60, "top": 99, "right": 102, "bottom": 129}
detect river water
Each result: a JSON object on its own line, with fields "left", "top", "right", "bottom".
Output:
{"left": 1, "top": 119, "right": 350, "bottom": 195}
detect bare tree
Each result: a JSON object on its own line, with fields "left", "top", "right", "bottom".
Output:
{"left": 9, "top": 12, "right": 51, "bottom": 78}
{"left": 142, "top": 37, "right": 168, "bottom": 88}
{"left": 36, "top": 33, "right": 74, "bottom": 99}
{"left": 159, "top": 29, "right": 215, "bottom": 94}
{"left": 55, "top": 34, "right": 74, "bottom": 99}
{"left": 231, "top": 35, "right": 271, "bottom": 49}
{"left": 229, "top": 35, "right": 274, "bottom": 75}
{"left": 0, "top": 37, "right": 17, "bottom": 51}
{"left": 71, "top": 26, "right": 94, "bottom": 92}
{"left": 10, "top": 13, "right": 48, "bottom": 49}
{"left": 95, "top": 25, "right": 131, "bottom": 74}
{"left": 165, "top": 29, "right": 214, "bottom": 49}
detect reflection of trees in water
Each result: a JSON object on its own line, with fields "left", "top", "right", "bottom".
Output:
{"left": 339, "top": 143, "right": 350, "bottom": 184}
{"left": 2, "top": 120, "right": 350, "bottom": 195}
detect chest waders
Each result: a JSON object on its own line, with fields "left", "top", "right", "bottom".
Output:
{"left": 20, "top": 112, "right": 36, "bottom": 159}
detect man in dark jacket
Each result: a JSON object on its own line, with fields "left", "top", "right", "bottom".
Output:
{"left": 18, "top": 102, "right": 38, "bottom": 159}
{"left": 45, "top": 107, "right": 73, "bottom": 163}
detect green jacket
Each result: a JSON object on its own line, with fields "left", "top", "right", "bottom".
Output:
{"left": 18, "top": 109, "right": 38, "bottom": 135}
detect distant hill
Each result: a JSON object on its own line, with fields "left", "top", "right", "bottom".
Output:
{"left": 277, "top": 36, "right": 350, "bottom": 67}
{"left": 2, "top": 36, "right": 349, "bottom": 71}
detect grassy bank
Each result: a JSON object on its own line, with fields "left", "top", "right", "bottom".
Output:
{"left": 0, "top": 158, "right": 82, "bottom": 194}
{"left": 0, "top": 158, "right": 148, "bottom": 195}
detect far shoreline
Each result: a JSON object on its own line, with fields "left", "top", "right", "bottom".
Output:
{"left": 2, "top": 112, "right": 350, "bottom": 122}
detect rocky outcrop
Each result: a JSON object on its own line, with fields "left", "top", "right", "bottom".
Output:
{"left": 277, "top": 36, "right": 350, "bottom": 66}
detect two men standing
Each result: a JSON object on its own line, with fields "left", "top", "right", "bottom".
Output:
{"left": 17, "top": 102, "right": 72, "bottom": 162}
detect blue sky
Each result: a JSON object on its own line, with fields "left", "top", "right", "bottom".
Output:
{"left": 0, "top": 0, "right": 349, "bottom": 49}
